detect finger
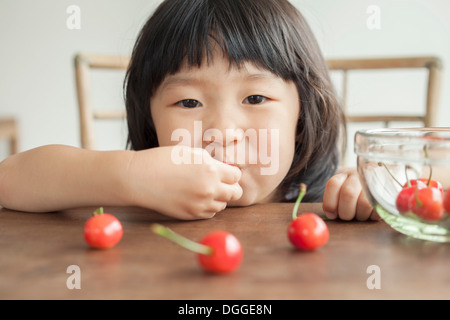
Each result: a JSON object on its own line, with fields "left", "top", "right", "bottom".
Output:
{"left": 337, "top": 174, "right": 361, "bottom": 221}
{"left": 370, "top": 209, "right": 381, "bottom": 221}
{"left": 215, "top": 201, "right": 228, "bottom": 213}
{"left": 217, "top": 163, "right": 242, "bottom": 184}
{"left": 323, "top": 173, "right": 348, "bottom": 220}
{"left": 355, "top": 191, "right": 375, "bottom": 221}
{"left": 204, "top": 200, "right": 228, "bottom": 215}
{"left": 215, "top": 183, "right": 243, "bottom": 202}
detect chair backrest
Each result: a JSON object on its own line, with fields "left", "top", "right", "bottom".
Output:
{"left": 74, "top": 53, "right": 130, "bottom": 150}
{"left": 74, "top": 54, "right": 443, "bottom": 153}
{"left": 326, "top": 56, "right": 443, "bottom": 166}
{"left": 326, "top": 56, "right": 443, "bottom": 127}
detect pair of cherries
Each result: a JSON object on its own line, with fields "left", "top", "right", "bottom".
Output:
{"left": 152, "top": 183, "right": 329, "bottom": 274}
{"left": 82, "top": 207, "right": 244, "bottom": 274}
{"left": 83, "top": 186, "right": 328, "bottom": 274}
{"left": 396, "top": 178, "right": 449, "bottom": 221}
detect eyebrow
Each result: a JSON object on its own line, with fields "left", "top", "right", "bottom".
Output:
{"left": 159, "top": 76, "right": 202, "bottom": 91}
{"left": 159, "top": 72, "right": 281, "bottom": 91}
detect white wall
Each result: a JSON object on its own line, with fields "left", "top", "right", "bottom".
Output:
{"left": 295, "top": 0, "right": 450, "bottom": 165}
{"left": 0, "top": 0, "right": 449, "bottom": 163}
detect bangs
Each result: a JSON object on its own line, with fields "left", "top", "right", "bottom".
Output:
{"left": 126, "top": 0, "right": 344, "bottom": 202}
{"left": 146, "top": 0, "right": 304, "bottom": 93}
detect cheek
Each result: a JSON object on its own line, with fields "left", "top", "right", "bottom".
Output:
{"left": 151, "top": 113, "right": 188, "bottom": 147}
{"left": 258, "top": 114, "right": 297, "bottom": 168}
{"left": 150, "top": 98, "right": 181, "bottom": 147}
{"left": 261, "top": 124, "right": 296, "bottom": 184}
{"left": 236, "top": 124, "right": 296, "bottom": 205}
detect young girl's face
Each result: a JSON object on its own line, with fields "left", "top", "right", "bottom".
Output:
{"left": 150, "top": 52, "right": 300, "bottom": 205}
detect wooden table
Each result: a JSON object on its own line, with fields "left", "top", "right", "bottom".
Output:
{"left": 0, "top": 203, "right": 449, "bottom": 300}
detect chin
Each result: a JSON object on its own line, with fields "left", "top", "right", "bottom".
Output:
{"left": 227, "top": 193, "right": 258, "bottom": 207}
{"left": 228, "top": 188, "right": 276, "bottom": 207}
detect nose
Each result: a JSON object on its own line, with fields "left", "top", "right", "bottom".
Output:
{"left": 202, "top": 107, "right": 246, "bottom": 164}
{"left": 203, "top": 108, "right": 244, "bottom": 147}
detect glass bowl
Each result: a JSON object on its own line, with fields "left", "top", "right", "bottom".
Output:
{"left": 355, "top": 128, "right": 450, "bottom": 242}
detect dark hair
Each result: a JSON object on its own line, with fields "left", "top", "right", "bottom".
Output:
{"left": 124, "top": 0, "right": 346, "bottom": 202}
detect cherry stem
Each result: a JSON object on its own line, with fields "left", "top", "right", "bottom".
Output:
{"left": 422, "top": 147, "right": 433, "bottom": 187}
{"left": 405, "top": 166, "right": 411, "bottom": 187}
{"left": 414, "top": 183, "right": 422, "bottom": 208}
{"left": 379, "top": 162, "right": 403, "bottom": 187}
{"left": 405, "top": 165, "right": 420, "bottom": 187}
{"left": 151, "top": 223, "right": 213, "bottom": 256}
{"left": 93, "top": 207, "right": 104, "bottom": 216}
{"left": 292, "top": 183, "right": 307, "bottom": 220}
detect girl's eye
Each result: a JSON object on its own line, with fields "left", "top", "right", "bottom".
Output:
{"left": 243, "top": 95, "right": 267, "bottom": 105}
{"left": 176, "top": 99, "right": 202, "bottom": 109}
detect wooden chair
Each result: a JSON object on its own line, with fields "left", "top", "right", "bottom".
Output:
{"left": 0, "top": 118, "right": 18, "bottom": 156}
{"left": 74, "top": 53, "right": 130, "bottom": 150}
{"left": 326, "top": 56, "right": 443, "bottom": 127}
{"left": 327, "top": 56, "right": 443, "bottom": 165}
{"left": 74, "top": 54, "right": 443, "bottom": 151}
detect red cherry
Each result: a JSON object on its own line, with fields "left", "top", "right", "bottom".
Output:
{"left": 411, "top": 187, "right": 445, "bottom": 221}
{"left": 287, "top": 184, "right": 329, "bottom": 251}
{"left": 402, "top": 179, "right": 427, "bottom": 189}
{"left": 84, "top": 207, "right": 123, "bottom": 249}
{"left": 428, "top": 180, "right": 444, "bottom": 193}
{"left": 397, "top": 179, "right": 444, "bottom": 215}
{"left": 444, "top": 190, "right": 450, "bottom": 214}
{"left": 151, "top": 224, "right": 243, "bottom": 274}
{"left": 288, "top": 213, "right": 329, "bottom": 250}
{"left": 396, "top": 186, "right": 416, "bottom": 213}
{"left": 197, "top": 231, "right": 243, "bottom": 274}
{"left": 406, "top": 179, "right": 443, "bottom": 193}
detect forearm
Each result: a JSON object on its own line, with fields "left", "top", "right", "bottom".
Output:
{"left": 0, "top": 145, "right": 135, "bottom": 212}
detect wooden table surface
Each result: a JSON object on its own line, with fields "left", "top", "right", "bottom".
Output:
{"left": 0, "top": 203, "right": 449, "bottom": 300}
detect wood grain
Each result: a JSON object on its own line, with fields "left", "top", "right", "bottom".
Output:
{"left": 0, "top": 203, "right": 448, "bottom": 300}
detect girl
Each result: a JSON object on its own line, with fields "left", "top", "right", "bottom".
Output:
{"left": 0, "top": 0, "right": 377, "bottom": 221}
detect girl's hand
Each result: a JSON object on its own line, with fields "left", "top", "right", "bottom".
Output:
{"left": 322, "top": 168, "right": 379, "bottom": 221}
{"left": 125, "top": 146, "right": 243, "bottom": 220}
